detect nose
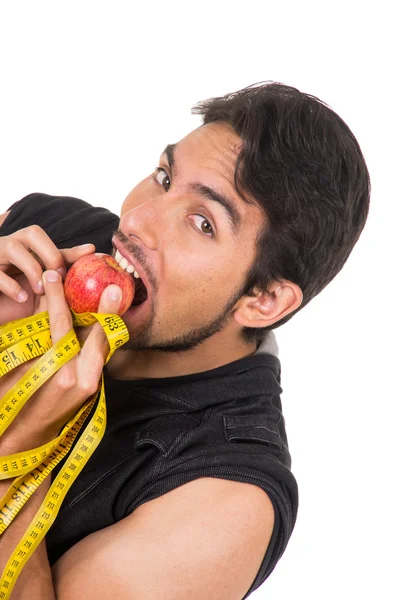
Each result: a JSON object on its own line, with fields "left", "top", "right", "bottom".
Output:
{"left": 119, "top": 198, "right": 161, "bottom": 252}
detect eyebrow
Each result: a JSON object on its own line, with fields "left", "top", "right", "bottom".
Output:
{"left": 162, "top": 143, "right": 241, "bottom": 236}
{"left": 164, "top": 144, "right": 177, "bottom": 176}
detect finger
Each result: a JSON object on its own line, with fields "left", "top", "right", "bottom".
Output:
{"left": 42, "top": 270, "right": 73, "bottom": 345}
{"left": 42, "top": 269, "right": 79, "bottom": 392}
{"left": 59, "top": 243, "right": 96, "bottom": 268}
{"left": 29, "top": 244, "right": 96, "bottom": 280}
{"left": 97, "top": 285, "right": 123, "bottom": 314}
{"left": 0, "top": 268, "right": 32, "bottom": 303}
{"left": 79, "top": 285, "right": 122, "bottom": 358}
{"left": 34, "top": 289, "right": 48, "bottom": 314}
{"left": 0, "top": 237, "right": 48, "bottom": 296}
{"left": 6, "top": 225, "right": 68, "bottom": 292}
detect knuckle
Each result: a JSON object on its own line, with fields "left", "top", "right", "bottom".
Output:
{"left": 28, "top": 224, "right": 44, "bottom": 235}
{"left": 56, "top": 370, "right": 77, "bottom": 392}
{"left": 6, "top": 237, "right": 19, "bottom": 252}
{"left": 80, "top": 379, "right": 99, "bottom": 397}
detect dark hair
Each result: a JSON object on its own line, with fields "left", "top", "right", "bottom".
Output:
{"left": 192, "top": 82, "right": 371, "bottom": 344}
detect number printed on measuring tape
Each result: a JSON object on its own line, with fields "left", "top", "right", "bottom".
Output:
{"left": 0, "top": 308, "right": 129, "bottom": 599}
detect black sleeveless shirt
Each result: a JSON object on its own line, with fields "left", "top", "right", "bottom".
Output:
{"left": 1, "top": 193, "right": 298, "bottom": 598}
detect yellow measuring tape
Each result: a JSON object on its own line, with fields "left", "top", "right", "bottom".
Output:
{"left": 0, "top": 307, "right": 129, "bottom": 599}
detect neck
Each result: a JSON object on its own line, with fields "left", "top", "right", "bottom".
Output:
{"left": 105, "top": 329, "right": 257, "bottom": 380}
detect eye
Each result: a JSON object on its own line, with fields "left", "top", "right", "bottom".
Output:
{"left": 190, "top": 215, "right": 214, "bottom": 237}
{"left": 152, "top": 167, "right": 171, "bottom": 191}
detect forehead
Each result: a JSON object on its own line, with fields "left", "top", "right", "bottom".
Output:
{"left": 177, "top": 121, "right": 242, "bottom": 174}
{"left": 165, "top": 122, "right": 266, "bottom": 238}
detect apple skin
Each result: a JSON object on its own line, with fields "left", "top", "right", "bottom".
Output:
{"left": 64, "top": 253, "right": 135, "bottom": 315}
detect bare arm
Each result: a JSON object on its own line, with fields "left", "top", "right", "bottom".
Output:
{"left": 53, "top": 477, "right": 275, "bottom": 600}
{"left": 0, "top": 475, "right": 55, "bottom": 600}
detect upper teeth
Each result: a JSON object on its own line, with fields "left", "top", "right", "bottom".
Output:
{"left": 115, "top": 249, "right": 141, "bottom": 279}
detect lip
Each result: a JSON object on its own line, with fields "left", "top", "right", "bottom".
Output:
{"left": 122, "top": 293, "right": 150, "bottom": 321}
{"left": 111, "top": 235, "right": 152, "bottom": 302}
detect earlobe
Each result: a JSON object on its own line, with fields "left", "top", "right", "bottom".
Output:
{"left": 233, "top": 281, "right": 303, "bottom": 329}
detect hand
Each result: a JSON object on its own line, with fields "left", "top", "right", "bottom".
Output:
{"left": 0, "top": 269, "right": 123, "bottom": 454}
{"left": 0, "top": 224, "right": 96, "bottom": 326}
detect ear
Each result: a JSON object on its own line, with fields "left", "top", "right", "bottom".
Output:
{"left": 233, "top": 280, "right": 303, "bottom": 329}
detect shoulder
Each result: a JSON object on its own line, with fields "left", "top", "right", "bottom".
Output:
{"left": 0, "top": 192, "right": 119, "bottom": 251}
{"left": 53, "top": 477, "right": 274, "bottom": 600}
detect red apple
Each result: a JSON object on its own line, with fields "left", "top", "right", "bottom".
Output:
{"left": 64, "top": 253, "right": 135, "bottom": 315}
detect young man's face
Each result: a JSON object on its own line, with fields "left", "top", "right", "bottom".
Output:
{"left": 112, "top": 121, "right": 266, "bottom": 352}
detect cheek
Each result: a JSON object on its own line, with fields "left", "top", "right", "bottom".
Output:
{"left": 162, "top": 253, "right": 235, "bottom": 310}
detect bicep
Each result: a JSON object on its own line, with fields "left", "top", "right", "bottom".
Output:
{"left": 52, "top": 477, "right": 275, "bottom": 600}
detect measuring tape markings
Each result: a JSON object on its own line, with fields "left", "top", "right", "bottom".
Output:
{"left": 0, "top": 393, "right": 96, "bottom": 500}
{"left": 0, "top": 389, "right": 96, "bottom": 481}
{"left": 0, "top": 330, "right": 52, "bottom": 372}
{"left": 0, "top": 330, "right": 80, "bottom": 439}
{"left": 0, "top": 375, "right": 108, "bottom": 598}
{"left": 0, "top": 397, "right": 95, "bottom": 533}
{"left": 0, "top": 312, "right": 50, "bottom": 352}
{"left": 0, "top": 309, "right": 126, "bottom": 438}
{"left": 0, "top": 308, "right": 128, "bottom": 599}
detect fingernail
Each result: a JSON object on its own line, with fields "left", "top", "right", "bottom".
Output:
{"left": 17, "top": 290, "right": 28, "bottom": 302}
{"left": 108, "top": 286, "right": 121, "bottom": 301}
{"left": 44, "top": 270, "right": 59, "bottom": 283}
{"left": 36, "top": 279, "right": 44, "bottom": 293}
{"left": 78, "top": 244, "right": 93, "bottom": 250}
{"left": 57, "top": 267, "right": 66, "bottom": 279}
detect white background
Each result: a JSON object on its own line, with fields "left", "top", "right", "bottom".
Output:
{"left": 0, "top": 2, "right": 396, "bottom": 599}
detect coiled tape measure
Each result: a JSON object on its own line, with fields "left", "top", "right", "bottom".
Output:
{"left": 0, "top": 307, "right": 129, "bottom": 599}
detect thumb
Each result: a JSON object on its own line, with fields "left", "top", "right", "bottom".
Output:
{"left": 76, "top": 285, "right": 122, "bottom": 348}
{"left": 100, "top": 285, "right": 123, "bottom": 311}
{"left": 78, "top": 285, "right": 123, "bottom": 364}
{"left": 96, "top": 284, "right": 123, "bottom": 351}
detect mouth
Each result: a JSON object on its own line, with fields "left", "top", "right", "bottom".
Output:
{"left": 111, "top": 239, "right": 150, "bottom": 309}
{"left": 131, "top": 276, "right": 148, "bottom": 307}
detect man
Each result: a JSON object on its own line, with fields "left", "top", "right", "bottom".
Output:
{"left": 0, "top": 82, "right": 370, "bottom": 598}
